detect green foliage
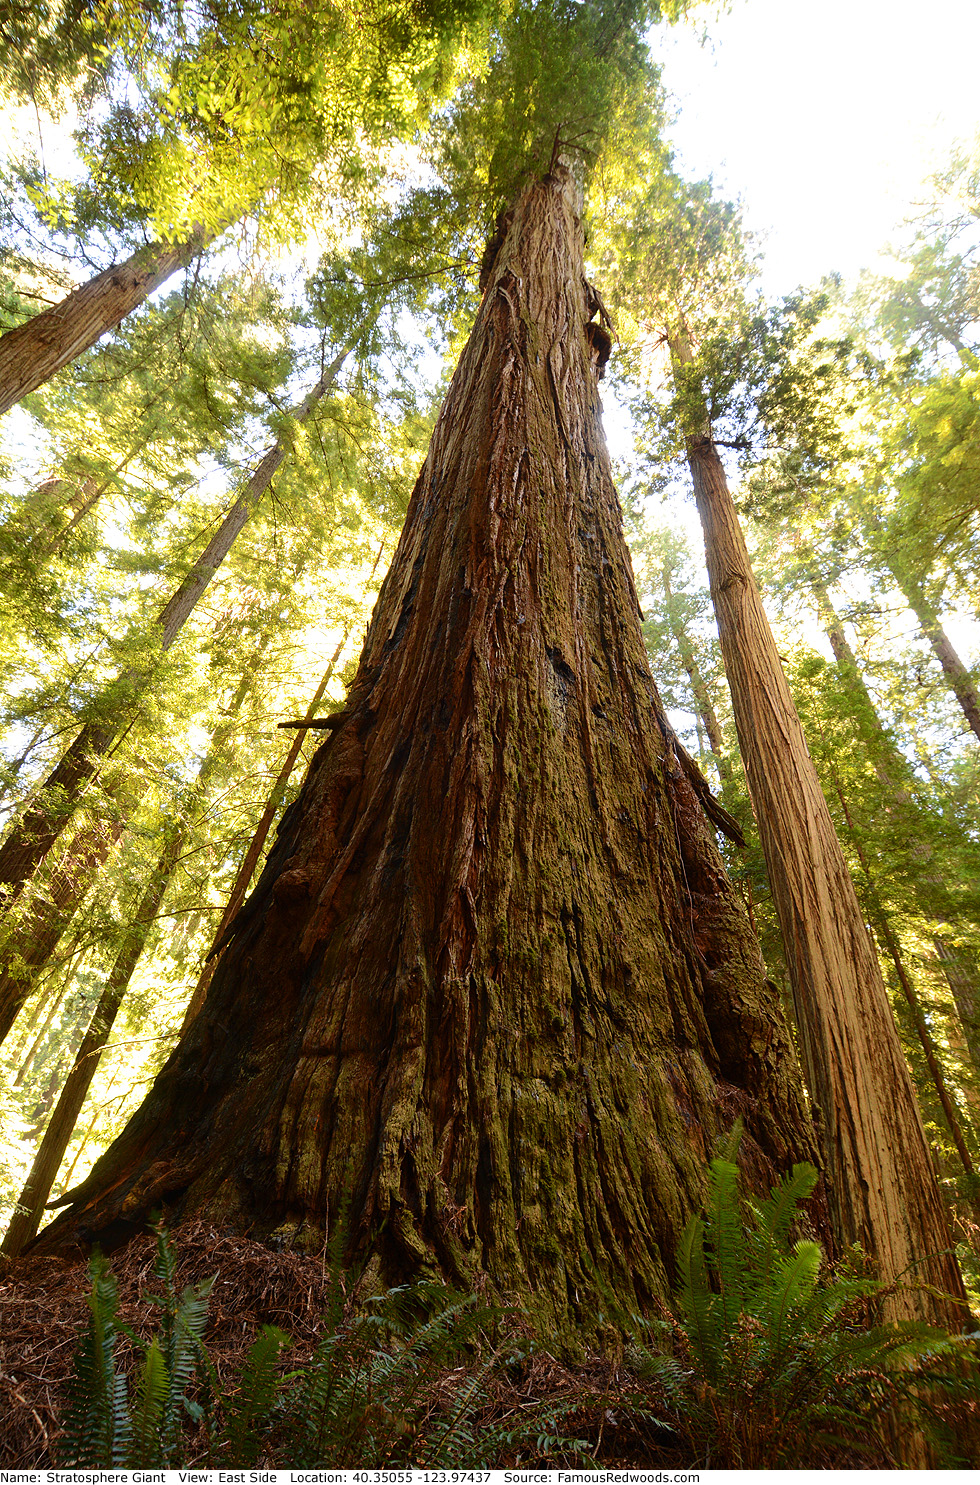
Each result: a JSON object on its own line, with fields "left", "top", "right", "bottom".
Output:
{"left": 630, "top": 1135, "right": 977, "bottom": 1467}
{"left": 62, "top": 1223, "right": 215, "bottom": 1466}
{"left": 59, "top": 1225, "right": 588, "bottom": 1469}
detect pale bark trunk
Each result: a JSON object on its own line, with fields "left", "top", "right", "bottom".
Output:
{"left": 0, "top": 238, "right": 201, "bottom": 417}
{"left": 0, "top": 355, "right": 348, "bottom": 934}
{"left": 679, "top": 414, "right": 966, "bottom": 1327}
{"left": 33, "top": 173, "right": 817, "bottom": 1339}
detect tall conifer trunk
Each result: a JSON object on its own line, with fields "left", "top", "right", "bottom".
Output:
{"left": 0, "top": 238, "right": 202, "bottom": 418}
{"left": 33, "top": 171, "right": 816, "bottom": 1331}
{"left": 674, "top": 399, "right": 966, "bottom": 1328}
{"left": 864, "top": 507, "right": 980, "bottom": 746}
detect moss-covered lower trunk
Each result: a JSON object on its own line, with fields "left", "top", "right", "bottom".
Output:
{"left": 33, "top": 171, "right": 816, "bottom": 1332}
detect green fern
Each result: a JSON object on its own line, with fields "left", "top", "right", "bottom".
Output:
{"left": 61, "top": 1254, "right": 132, "bottom": 1467}
{"left": 59, "top": 1225, "right": 217, "bottom": 1468}
{"left": 631, "top": 1137, "right": 975, "bottom": 1467}
{"left": 220, "top": 1324, "right": 292, "bottom": 1465}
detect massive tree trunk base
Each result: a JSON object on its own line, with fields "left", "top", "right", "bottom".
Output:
{"left": 30, "top": 172, "right": 818, "bottom": 1336}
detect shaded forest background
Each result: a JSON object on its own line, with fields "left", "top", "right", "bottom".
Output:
{"left": 0, "top": 0, "right": 978, "bottom": 1301}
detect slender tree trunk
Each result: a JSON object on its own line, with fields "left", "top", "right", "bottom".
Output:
{"left": 14, "top": 978, "right": 73, "bottom": 1086}
{"left": 32, "top": 171, "right": 818, "bottom": 1338}
{"left": 0, "top": 813, "right": 126, "bottom": 1045}
{"left": 807, "top": 567, "right": 980, "bottom": 1079}
{"left": 861, "top": 506, "right": 980, "bottom": 745}
{"left": 875, "top": 914, "right": 978, "bottom": 1191}
{"left": 0, "top": 237, "right": 203, "bottom": 418}
{"left": 676, "top": 401, "right": 966, "bottom": 1326}
{"left": 1, "top": 840, "right": 176, "bottom": 1256}
{"left": 1, "top": 648, "right": 266, "bottom": 1253}
{"left": 934, "top": 937, "right": 980, "bottom": 1076}
{"left": 827, "top": 773, "right": 979, "bottom": 1190}
{"left": 35, "top": 449, "right": 138, "bottom": 560}
{"left": 57, "top": 1066, "right": 119, "bottom": 1196}
{"left": 0, "top": 352, "right": 349, "bottom": 932}
{"left": 181, "top": 630, "right": 353, "bottom": 1030}
{"left": 661, "top": 569, "right": 732, "bottom": 785}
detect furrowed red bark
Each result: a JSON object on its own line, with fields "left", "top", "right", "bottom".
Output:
{"left": 0, "top": 238, "right": 202, "bottom": 418}
{"left": 0, "top": 355, "right": 349, "bottom": 943}
{"left": 33, "top": 171, "right": 818, "bottom": 1334}
{"left": 678, "top": 412, "right": 966, "bottom": 1328}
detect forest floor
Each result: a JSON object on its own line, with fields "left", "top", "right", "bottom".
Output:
{"left": 0, "top": 1221, "right": 900, "bottom": 1468}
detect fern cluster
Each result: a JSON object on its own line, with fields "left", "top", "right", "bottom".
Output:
{"left": 630, "top": 1134, "right": 978, "bottom": 1467}
{"left": 60, "top": 1224, "right": 586, "bottom": 1468}
{"left": 56, "top": 1163, "right": 980, "bottom": 1470}
{"left": 63, "top": 1227, "right": 213, "bottom": 1467}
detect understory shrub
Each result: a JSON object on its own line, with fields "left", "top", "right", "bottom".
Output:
{"left": 55, "top": 1144, "right": 980, "bottom": 1469}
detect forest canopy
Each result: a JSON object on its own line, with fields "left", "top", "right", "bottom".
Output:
{"left": 1, "top": 0, "right": 979, "bottom": 1409}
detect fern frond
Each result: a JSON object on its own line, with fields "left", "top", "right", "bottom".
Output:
{"left": 223, "top": 1324, "right": 291, "bottom": 1465}
{"left": 767, "top": 1240, "right": 821, "bottom": 1355}
{"left": 705, "top": 1156, "right": 746, "bottom": 1335}
{"left": 129, "top": 1339, "right": 168, "bottom": 1467}
{"left": 61, "top": 1254, "right": 132, "bottom": 1467}
{"left": 677, "top": 1214, "right": 722, "bottom": 1379}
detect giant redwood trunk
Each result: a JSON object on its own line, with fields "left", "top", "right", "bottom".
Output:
{"left": 0, "top": 237, "right": 203, "bottom": 418}
{"left": 677, "top": 413, "right": 967, "bottom": 1330}
{"left": 32, "top": 170, "right": 817, "bottom": 1330}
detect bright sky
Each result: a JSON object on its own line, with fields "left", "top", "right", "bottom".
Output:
{"left": 648, "top": 0, "right": 980, "bottom": 295}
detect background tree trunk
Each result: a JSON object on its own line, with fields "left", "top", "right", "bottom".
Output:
{"left": 0, "top": 238, "right": 202, "bottom": 418}
{"left": 860, "top": 506, "right": 980, "bottom": 745}
{"left": 679, "top": 417, "right": 966, "bottom": 1328}
{"left": 32, "top": 171, "right": 817, "bottom": 1337}
{"left": 1, "top": 648, "right": 266, "bottom": 1251}
{"left": 0, "top": 811, "right": 126, "bottom": 1044}
{"left": 180, "top": 631, "right": 352, "bottom": 1030}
